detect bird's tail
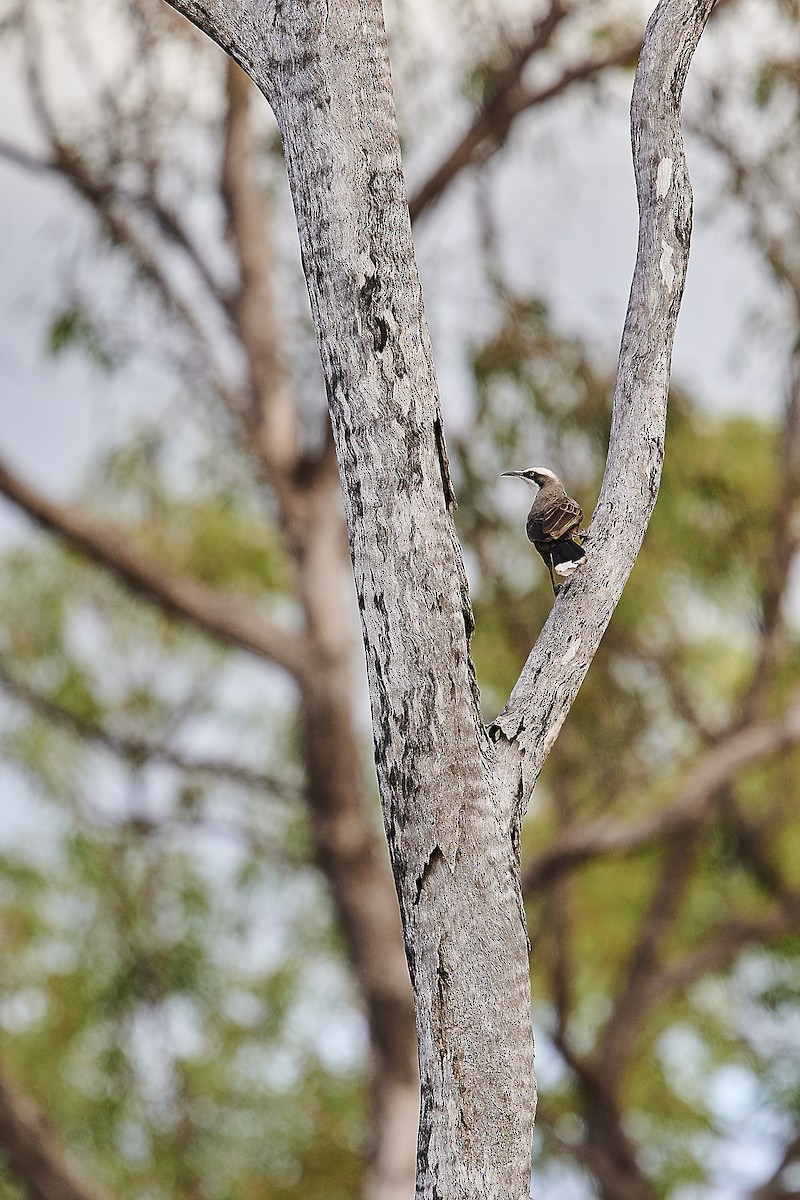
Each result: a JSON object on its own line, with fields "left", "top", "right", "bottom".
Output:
{"left": 549, "top": 538, "right": 587, "bottom": 593}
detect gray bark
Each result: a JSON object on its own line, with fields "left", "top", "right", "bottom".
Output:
{"left": 160, "top": 0, "right": 715, "bottom": 1195}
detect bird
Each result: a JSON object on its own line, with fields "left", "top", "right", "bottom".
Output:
{"left": 502, "top": 466, "right": 587, "bottom": 595}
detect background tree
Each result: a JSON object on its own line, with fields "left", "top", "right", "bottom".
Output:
{"left": 0, "top": 0, "right": 799, "bottom": 1197}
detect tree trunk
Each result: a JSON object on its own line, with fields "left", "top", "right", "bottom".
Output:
{"left": 161, "top": 0, "right": 716, "bottom": 1194}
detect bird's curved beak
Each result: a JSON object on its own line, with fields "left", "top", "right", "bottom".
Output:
{"left": 501, "top": 470, "right": 525, "bottom": 478}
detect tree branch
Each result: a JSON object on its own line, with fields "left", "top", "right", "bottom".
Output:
{"left": 409, "top": 0, "right": 737, "bottom": 225}
{"left": 522, "top": 692, "right": 800, "bottom": 892}
{"left": 221, "top": 58, "right": 299, "bottom": 477}
{"left": 54, "top": 143, "right": 240, "bottom": 400}
{"left": 720, "top": 787, "right": 800, "bottom": 914}
{"left": 491, "top": 0, "right": 719, "bottom": 812}
{"left": 406, "top": 0, "right": 573, "bottom": 221}
{"left": 409, "top": 31, "right": 640, "bottom": 223}
{"left": 641, "top": 905, "right": 800, "bottom": 1012}
{"left": 0, "top": 1069, "right": 113, "bottom": 1200}
{"left": 17, "top": 1, "right": 230, "bottom": 322}
{"left": 595, "top": 831, "right": 698, "bottom": 1082}
{"left": 0, "top": 659, "right": 300, "bottom": 799}
{"left": 535, "top": 1109, "right": 657, "bottom": 1200}
{"left": 0, "top": 138, "right": 58, "bottom": 176}
{"left": 0, "top": 454, "right": 310, "bottom": 679}
{"left": 162, "top": 1, "right": 537, "bottom": 1194}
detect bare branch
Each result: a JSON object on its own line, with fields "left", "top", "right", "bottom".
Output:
{"left": 0, "top": 132, "right": 231, "bottom": 319}
{"left": 0, "top": 138, "right": 57, "bottom": 175}
{"left": 0, "top": 1069, "right": 113, "bottom": 1200}
{"left": 491, "top": 0, "right": 719, "bottom": 811}
{"left": 406, "top": 0, "right": 573, "bottom": 221}
{"left": 0, "top": 454, "right": 310, "bottom": 679}
{"left": 596, "top": 832, "right": 698, "bottom": 1081}
{"left": 221, "top": 58, "right": 299, "bottom": 477}
{"left": 13, "top": 3, "right": 239, "bottom": 383}
{"left": 136, "top": 186, "right": 234, "bottom": 319}
{"left": 642, "top": 906, "right": 800, "bottom": 1012}
{"left": 54, "top": 143, "right": 242, "bottom": 398}
{"left": 523, "top": 693, "right": 800, "bottom": 892}
{"left": 0, "top": 659, "right": 301, "bottom": 799}
{"left": 409, "top": 32, "right": 640, "bottom": 223}
{"left": 409, "top": 0, "right": 737, "bottom": 224}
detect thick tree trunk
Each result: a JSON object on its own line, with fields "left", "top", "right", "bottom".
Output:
{"left": 161, "top": 0, "right": 716, "bottom": 1195}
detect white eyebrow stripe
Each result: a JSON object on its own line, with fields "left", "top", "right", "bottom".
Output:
{"left": 529, "top": 467, "right": 559, "bottom": 482}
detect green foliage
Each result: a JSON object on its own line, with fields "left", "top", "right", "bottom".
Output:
{"left": 137, "top": 497, "right": 290, "bottom": 594}
{"left": 0, "top": 814, "right": 362, "bottom": 1200}
{"left": 0, "top": 431, "right": 356, "bottom": 1200}
{"left": 47, "top": 307, "right": 116, "bottom": 373}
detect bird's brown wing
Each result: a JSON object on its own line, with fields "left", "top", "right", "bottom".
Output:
{"left": 527, "top": 495, "right": 582, "bottom": 544}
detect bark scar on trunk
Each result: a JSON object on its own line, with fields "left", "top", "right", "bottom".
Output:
{"left": 414, "top": 844, "right": 446, "bottom": 906}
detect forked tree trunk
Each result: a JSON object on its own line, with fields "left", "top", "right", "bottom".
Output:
{"left": 162, "top": 0, "right": 716, "bottom": 1194}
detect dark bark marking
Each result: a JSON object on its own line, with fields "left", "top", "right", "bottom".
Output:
{"left": 648, "top": 437, "right": 664, "bottom": 504}
{"left": 433, "top": 416, "right": 457, "bottom": 512}
{"left": 359, "top": 271, "right": 379, "bottom": 310}
{"left": 374, "top": 316, "right": 389, "bottom": 352}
